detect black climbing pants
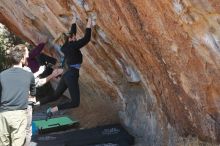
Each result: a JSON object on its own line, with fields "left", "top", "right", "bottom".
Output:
{"left": 40, "top": 68, "right": 80, "bottom": 110}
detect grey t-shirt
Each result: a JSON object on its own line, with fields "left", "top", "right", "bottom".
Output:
{"left": 0, "top": 67, "right": 36, "bottom": 111}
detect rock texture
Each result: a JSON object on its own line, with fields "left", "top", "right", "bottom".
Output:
{"left": 1, "top": 0, "right": 220, "bottom": 145}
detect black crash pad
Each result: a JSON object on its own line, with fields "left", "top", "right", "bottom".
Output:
{"left": 32, "top": 124, "right": 135, "bottom": 146}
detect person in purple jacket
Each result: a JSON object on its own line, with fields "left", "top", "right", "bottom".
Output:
{"left": 27, "top": 42, "right": 58, "bottom": 78}
{"left": 27, "top": 43, "right": 45, "bottom": 73}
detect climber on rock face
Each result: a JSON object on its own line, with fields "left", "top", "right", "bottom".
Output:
{"left": 40, "top": 12, "right": 96, "bottom": 117}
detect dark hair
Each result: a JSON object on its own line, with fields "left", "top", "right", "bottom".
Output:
{"left": 8, "top": 44, "right": 27, "bottom": 65}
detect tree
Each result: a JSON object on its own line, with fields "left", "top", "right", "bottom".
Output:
{"left": 0, "top": 24, "right": 25, "bottom": 71}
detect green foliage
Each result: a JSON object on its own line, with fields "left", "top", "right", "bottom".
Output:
{"left": 0, "top": 24, "right": 25, "bottom": 71}
{"left": 0, "top": 46, "right": 6, "bottom": 71}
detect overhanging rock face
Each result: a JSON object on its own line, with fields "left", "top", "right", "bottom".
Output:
{"left": 0, "top": 0, "right": 220, "bottom": 145}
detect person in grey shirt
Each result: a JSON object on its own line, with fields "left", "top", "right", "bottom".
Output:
{"left": 0, "top": 44, "right": 36, "bottom": 146}
{"left": 23, "top": 65, "right": 63, "bottom": 146}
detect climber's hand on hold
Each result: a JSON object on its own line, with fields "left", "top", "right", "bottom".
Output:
{"left": 90, "top": 13, "right": 97, "bottom": 27}
{"left": 86, "top": 17, "right": 92, "bottom": 28}
{"left": 71, "top": 9, "right": 77, "bottom": 24}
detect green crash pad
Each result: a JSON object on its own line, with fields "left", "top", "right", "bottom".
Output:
{"left": 33, "top": 116, "right": 79, "bottom": 134}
